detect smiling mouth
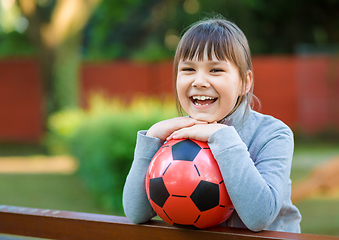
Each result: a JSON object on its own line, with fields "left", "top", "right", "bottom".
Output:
{"left": 190, "top": 95, "right": 217, "bottom": 106}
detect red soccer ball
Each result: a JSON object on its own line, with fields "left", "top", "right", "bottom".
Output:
{"left": 145, "top": 138, "right": 234, "bottom": 229}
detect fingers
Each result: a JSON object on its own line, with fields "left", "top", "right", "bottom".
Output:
{"left": 171, "top": 117, "right": 198, "bottom": 129}
{"left": 167, "top": 123, "right": 227, "bottom": 142}
{"left": 147, "top": 117, "right": 207, "bottom": 140}
{"left": 165, "top": 118, "right": 208, "bottom": 140}
{"left": 166, "top": 125, "right": 203, "bottom": 142}
{"left": 166, "top": 128, "right": 189, "bottom": 142}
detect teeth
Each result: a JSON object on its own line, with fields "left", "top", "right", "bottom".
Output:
{"left": 191, "top": 95, "right": 216, "bottom": 106}
{"left": 192, "top": 96, "right": 215, "bottom": 100}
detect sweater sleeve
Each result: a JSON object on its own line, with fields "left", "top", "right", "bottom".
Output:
{"left": 208, "top": 125, "right": 294, "bottom": 232}
{"left": 122, "top": 130, "right": 164, "bottom": 223}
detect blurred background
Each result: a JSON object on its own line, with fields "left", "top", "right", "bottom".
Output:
{"left": 0, "top": 0, "right": 339, "bottom": 236}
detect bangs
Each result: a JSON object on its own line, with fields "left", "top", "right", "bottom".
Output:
{"left": 176, "top": 22, "right": 238, "bottom": 63}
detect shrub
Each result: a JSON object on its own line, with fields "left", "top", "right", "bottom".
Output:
{"left": 46, "top": 95, "right": 177, "bottom": 214}
{"left": 44, "top": 109, "right": 86, "bottom": 155}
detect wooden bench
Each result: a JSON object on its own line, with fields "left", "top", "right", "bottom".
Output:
{"left": 0, "top": 205, "right": 338, "bottom": 240}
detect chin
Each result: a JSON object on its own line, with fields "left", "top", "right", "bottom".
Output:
{"left": 190, "top": 114, "right": 218, "bottom": 123}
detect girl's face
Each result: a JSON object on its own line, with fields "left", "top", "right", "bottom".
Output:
{"left": 176, "top": 52, "right": 243, "bottom": 123}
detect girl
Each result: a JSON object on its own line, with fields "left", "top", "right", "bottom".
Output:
{"left": 123, "top": 17, "right": 301, "bottom": 233}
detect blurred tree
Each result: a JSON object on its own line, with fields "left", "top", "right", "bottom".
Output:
{"left": 83, "top": 0, "right": 175, "bottom": 62}
{"left": 83, "top": 0, "right": 339, "bottom": 60}
{"left": 16, "top": 0, "right": 102, "bottom": 116}
{"left": 241, "top": 0, "right": 339, "bottom": 54}
{"left": 0, "top": 0, "right": 35, "bottom": 56}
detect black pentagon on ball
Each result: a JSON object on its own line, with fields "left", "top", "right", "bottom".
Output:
{"left": 149, "top": 177, "right": 170, "bottom": 208}
{"left": 172, "top": 139, "right": 201, "bottom": 161}
{"left": 173, "top": 223, "right": 199, "bottom": 230}
{"left": 190, "top": 180, "right": 220, "bottom": 212}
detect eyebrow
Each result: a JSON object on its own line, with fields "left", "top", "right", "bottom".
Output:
{"left": 208, "top": 61, "right": 228, "bottom": 66}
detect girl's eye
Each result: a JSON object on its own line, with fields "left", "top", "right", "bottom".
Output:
{"left": 182, "top": 68, "right": 195, "bottom": 72}
{"left": 211, "top": 68, "right": 223, "bottom": 73}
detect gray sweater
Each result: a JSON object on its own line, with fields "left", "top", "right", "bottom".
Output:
{"left": 123, "top": 103, "right": 301, "bottom": 232}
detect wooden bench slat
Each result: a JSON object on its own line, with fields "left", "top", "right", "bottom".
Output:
{"left": 0, "top": 205, "right": 337, "bottom": 240}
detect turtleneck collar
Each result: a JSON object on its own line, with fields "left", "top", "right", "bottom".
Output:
{"left": 219, "top": 101, "right": 251, "bottom": 132}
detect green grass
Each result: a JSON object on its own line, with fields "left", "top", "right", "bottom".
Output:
{"left": 0, "top": 173, "right": 114, "bottom": 239}
{"left": 296, "top": 199, "right": 339, "bottom": 236}
{"left": 0, "top": 174, "right": 111, "bottom": 215}
{"left": 292, "top": 142, "right": 339, "bottom": 236}
{"left": 0, "top": 143, "right": 47, "bottom": 157}
{"left": 291, "top": 142, "right": 339, "bottom": 181}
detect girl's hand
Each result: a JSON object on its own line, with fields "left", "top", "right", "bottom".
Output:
{"left": 146, "top": 117, "right": 206, "bottom": 141}
{"left": 166, "top": 122, "right": 227, "bottom": 142}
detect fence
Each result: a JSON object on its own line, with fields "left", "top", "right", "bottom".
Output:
{"left": 1, "top": 55, "right": 339, "bottom": 142}
{"left": 0, "top": 205, "right": 338, "bottom": 240}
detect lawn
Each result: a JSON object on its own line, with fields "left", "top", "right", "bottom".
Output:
{"left": 291, "top": 142, "right": 339, "bottom": 181}
{"left": 0, "top": 142, "right": 339, "bottom": 237}
{"left": 292, "top": 141, "right": 339, "bottom": 236}
{"left": 0, "top": 174, "right": 110, "bottom": 215}
{"left": 296, "top": 199, "right": 339, "bottom": 236}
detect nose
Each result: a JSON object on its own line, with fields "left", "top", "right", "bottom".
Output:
{"left": 191, "top": 72, "right": 210, "bottom": 88}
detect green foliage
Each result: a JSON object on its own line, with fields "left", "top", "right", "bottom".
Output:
{"left": 131, "top": 40, "right": 172, "bottom": 62}
{"left": 83, "top": 0, "right": 339, "bottom": 62}
{"left": 44, "top": 109, "right": 86, "bottom": 155}
{"left": 2, "top": 0, "right": 339, "bottom": 59}
{"left": 0, "top": 31, "right": 36, "bottom": 58}
{"left": 46, "top": 95, "right": 177, "bottom": 214}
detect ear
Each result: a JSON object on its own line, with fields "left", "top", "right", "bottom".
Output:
{"left": 244, "top": 70, "right": 253, "bottom": 94}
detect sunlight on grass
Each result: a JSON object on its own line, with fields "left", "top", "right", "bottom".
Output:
{"left": 0, "top": 155, "right": 77, "bottom": 174}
